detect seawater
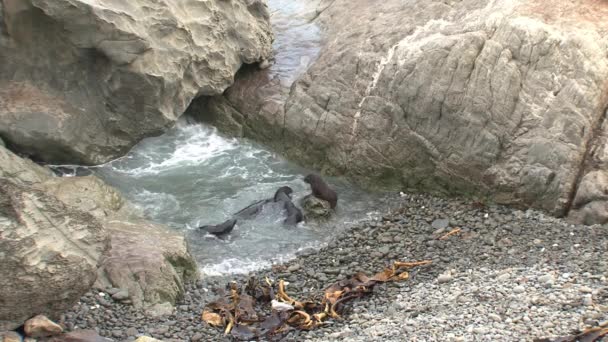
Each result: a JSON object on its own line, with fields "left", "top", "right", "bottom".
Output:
{"left": 52, "top": 0, "right": 394, "bottom": 276}
{"left": 91, "top": 120, "right": 393, "bottom": 276}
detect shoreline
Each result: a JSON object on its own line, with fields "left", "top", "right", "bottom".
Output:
{"left": 62, "top": 192, "right": 608, "bottom": 341}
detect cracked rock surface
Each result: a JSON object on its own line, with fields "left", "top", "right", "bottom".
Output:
{"left": 0, "top": 178, "right": 110, "bottom": 331}
{"left": 201, "top": 0, "right": 608, "bottom": 224}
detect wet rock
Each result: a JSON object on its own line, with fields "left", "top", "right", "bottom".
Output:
{"left": 301, "top": 195, "right": 333, "bottom": 219}
{"left": 24, "top": 315, "right": 63, "bottom": 338}
{"left": 296, "top": 247, "right": 317, "bottom": 257}
{"left": 49, "top": 166, "right": 93, "bottom": 178}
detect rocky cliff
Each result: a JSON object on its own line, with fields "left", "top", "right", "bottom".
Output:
{"left": 200, "top": 0, "right": 608, "bottom": 224}
{"left": 0, "top": 0, "right": 273, "bottom": 164}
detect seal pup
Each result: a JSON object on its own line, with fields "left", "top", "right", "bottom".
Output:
{"left": 198, "top": 219, "right": 237, "bottom": 237}
{"left": 282, "top": 202, "right": 304, "bottom": 225}
{"left": 303, "top": 174, "right": 338, "bottom": 209}
{"left": 273, "top": 187, "right": 303, "bottom": 225}
{"left": 233, "top": 186, "right": 294, "bottom": 220}
{"left": 272, "top": 186, "right": 294, "bottom": 201}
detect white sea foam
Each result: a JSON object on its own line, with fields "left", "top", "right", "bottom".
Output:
{"left": 89, "top": 119, "right": 393, "bottom": 282}
{"left": 131, "top": 189, "right": 180, "bottom": 216}
{"left": 200, "top": 258, "right": 275, "bottom": 276}
{"left": 108, "top": 125, "right": 239, "bottom": 176}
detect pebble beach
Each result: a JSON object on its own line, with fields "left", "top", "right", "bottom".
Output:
{"left": 62, "top": 193, "right": 608, "bottom": 341}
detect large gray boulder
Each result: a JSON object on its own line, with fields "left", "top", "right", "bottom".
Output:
{"left": 0, "top": 179, "right": 110, "bottom": 331}
{"left": 0, "top": 145, "right": 198, "bottom": 328}
{"left": 36, "top": 174, "right": 199, "bottom": 314}
{"left": 0, "top": 0, "right": 273, "bottom": 164}
{"left": 201, "top": 0, "right": 608, "bottom": 223}
{"left": 96, "top": 219, "right": 198, "bottom": 312}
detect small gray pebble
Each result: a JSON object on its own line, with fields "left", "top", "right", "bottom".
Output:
{"left": 437, "top": 274, "right": 453, "bottom": 284}
{"left": 513, "top": 285, "right": 525, "bottom": 294}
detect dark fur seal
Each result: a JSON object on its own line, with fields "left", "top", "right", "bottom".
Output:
{"left": 198, "top": 219, "right": 237, "bottom": 237}
{"left": 282, "top": 201, "right": 304, "bottom": 225}
{"left": 231, "top": 186, "right": 302, "bottom": 226}
{"left": 274, "top": 187, "right": 303, "bottom": 225}
{"left": 234, "top": 186, "right": 294, "bottom": 219}
{"left": 273, "top": 186, "right": 293, "bottom": 201}
{"left": 232, "top": 199, "right": 270, "bottom": 219}
{"left": 304, "top": 174, "right": 337, "bottom": 209}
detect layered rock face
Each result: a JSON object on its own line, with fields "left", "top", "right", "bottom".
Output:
{"left": 0, "top": 179, "right": 109, "bottom": 331}
{"left": 96, "top": 219, "right": 198, "bottom": 313}
{"left": 37, "top": 175, "right": 199, "bottom": 313}
{"left": 0, "top": 145, "right": 198, "bottom": 329}
{"left": 0, "top": 0, "right": 273, "bottom": 164}
{"left": 201, "top": 0, "right": 608, "bottom": 223}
